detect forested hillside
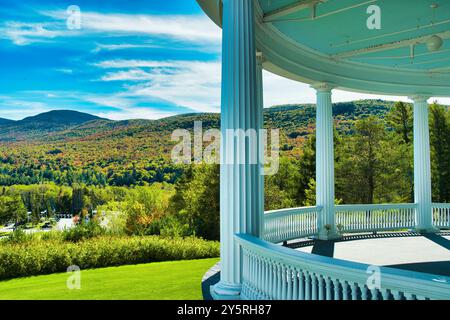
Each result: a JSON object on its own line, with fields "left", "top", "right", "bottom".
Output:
{"left": 0, "top": 99, "right": 449, "bottom": 241}
{"left": 0, "top": 100, "right": 396, "bottom": 186}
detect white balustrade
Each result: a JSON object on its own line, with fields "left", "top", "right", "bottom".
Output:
{"left": 335, "top": 204, "right": 416, "bottom": 233}
{"left": 432, "top": 203, "right": 450, "bottom": 229}
{"left": 237, "top": 234, "right": 450, "bottom": 300}
{"left": 263, "top": 206, "right": 321, "bottom": 243}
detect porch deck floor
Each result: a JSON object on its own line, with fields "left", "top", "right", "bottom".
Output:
{"left": 294, "top": 232, "right": 450, "bottom": 277}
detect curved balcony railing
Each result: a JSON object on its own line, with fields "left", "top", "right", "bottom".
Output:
{"left": 335, "top": 204, "right": 416, "bottom": 233}
{"left": 433, "top": 203, "right": 450, "bottom": 229}
{"left": 263, "top": 206, "right": 320, "bottom": 243}
{"left": 263, "top": 203, "right": 450, "bottom": 244}
{"left": 237, "top": 234, "right": 450, "bottom": 300}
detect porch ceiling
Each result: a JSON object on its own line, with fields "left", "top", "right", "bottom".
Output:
{"left": 197, "top": 0, "right": 450, "bottom": 97}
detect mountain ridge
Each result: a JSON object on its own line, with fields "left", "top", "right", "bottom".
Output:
{"left": 0, "top": 100, "right": 447, "bottom": 143}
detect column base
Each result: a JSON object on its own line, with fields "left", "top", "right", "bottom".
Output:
{"left": 210, "top": 281, "right": 242, "bottom": 300}
{"left": 412, "top": 226, "right": 440, "bottom": 234}
{"left": 316, "top": 228, "right": 342, "bottom": 241}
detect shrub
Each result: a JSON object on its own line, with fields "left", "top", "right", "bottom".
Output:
{"left": 62, "top": 220, "right": 106, "bottom": 242}
{"left": 4, "top": 228, "right": 32, "bottom": 244}
{"left": 0, "top": 235, "right": 219, "bottom": 280}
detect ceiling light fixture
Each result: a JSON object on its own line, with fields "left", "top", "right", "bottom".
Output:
{"left": 427, "top": 35, "right": 443, "bottom": 51}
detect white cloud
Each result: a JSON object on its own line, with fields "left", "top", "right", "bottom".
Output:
{"left": 0, "top": 21, "right": 66, "bottom": 45}
{"left": 93, "top": 59, "right": 221, "bottom": 113}
{"left": 83, "top": 95, "right": 132, "bottom": 109}
{"left": 94, "top": 59, "right": 177, "bottom": 69}
{"left": 1, "top": 10, "right": 221, "bottom": 49}
{"left": 92, "top": 43, "right": 161, "bottom": 53}
{"left": 0, "top": 99, "right": 52, "bottom": 120}
{"left": 123, "top": 60, "right": 221, "bottom": 113}
{"left": 96, "top": 108, "right": 176, "bottom": 121}
{"left": 39, "top": 10, "right": 221, "bottom": 43}
{"left": 76, "top": 12, "right": 220, "bottom": 43}
{"left": 101, "top": 69, "right": 153, "bottom": 82}
{"left": 55, "top": 68, "right": 73, "bottom": 74}
{"left": 93, "top": 59, "right": 450, "bottom": 115}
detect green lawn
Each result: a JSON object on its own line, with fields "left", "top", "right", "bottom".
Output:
{"left": 0, "top": 258, "right": 218, "bottom": 300}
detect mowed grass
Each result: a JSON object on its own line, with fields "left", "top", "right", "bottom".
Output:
{"left": 0, "top": 258, "right": 218, "bottom": 300}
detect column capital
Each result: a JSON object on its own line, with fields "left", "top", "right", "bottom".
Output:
{"left": 311, "top": 82, "right": 336, "bottom": 93}
{"left": 409, "top": 95, "right": 430, "bottom": 104}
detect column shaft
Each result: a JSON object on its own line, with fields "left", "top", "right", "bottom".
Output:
{"left": 412, "top": 96, "right": 436, "bottom": 232}
{"left": 213, "top": 0, "right": 261, "bottom": 299}
{"left": 256, "top": 56, "right": 265, "bottom": 238}
{"left": 313, "top": 84, "right": 339, "bottom": 240}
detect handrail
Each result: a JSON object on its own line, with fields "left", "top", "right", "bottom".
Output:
{"left": 265, "top": 206, "right": 322, "bottom": 219}
{"left": 335, "top": 203, "right": 417, "bottom": 211}
{"left": 432, "top": 203, "right": 450, "bottom": 208}
{"left": 236, "top": 233, "right": 450, "bottom": 300}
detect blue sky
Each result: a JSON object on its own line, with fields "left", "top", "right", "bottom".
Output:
{"left": 0, "top": 0, "right": 448, "bottom": 120}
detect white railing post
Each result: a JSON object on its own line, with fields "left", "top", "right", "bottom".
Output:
{"left": 312, "top": 83, "right": 340, "bottom": 240}
{"left": 212, "top": 0, "right": 262, "bottom": 300}
{"left": 411, "top": 95, "right": 438, "bottom": 233}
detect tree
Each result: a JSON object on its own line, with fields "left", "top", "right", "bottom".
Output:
{"left": 125, "top": 184, "right": 174, "bottom": 235}
{"left": 336, "top": 116, "right": 385, "bottom": 204}
{"left": 386, "top": 102, "right": 414, "bottom": 202}
{"left": 0, "top": 195, "right": 27, "bottom": 225}
{"left": 71, "top": 186, "right": 83, "bottom": 215}
{"left": 297, "top": 135, "right": 316, "bottom": 205}
{"left": 387, "top": 101, "right": 413, "bottom": 144}
{"left": 430, "top": 102, "right": 450, "bottom": 202}
{"left": 169, "top": 164, "right": 220, "bottom": 240}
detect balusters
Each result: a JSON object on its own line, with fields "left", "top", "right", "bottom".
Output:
{"left": 325, "top": 277, "right": 332, "bottom": 300}
{"left": 392, "top": 290, "right": 403, "bottom": 300}
{"left": 305, "top": 272, "right": 311, "bottom": 300}
{"left": 292, "top": 269, "right": 299, "bottom": 300}
{"left": 281, "top": 265, "right": 287, "bottom": 300}
{"left": 361, "top": 285, "right": 369, "bottom": 300}
{"left": 318, "top": 276, "right": 325, "bottom": 300}
{"left": 342, "top": 281, "right": 349, "bottom": 300}
{"left": 276, "top": 264, "right": 282, "bottom": 300}
{"left": 286, "top": 268, "right": 293, "bottom": 300}
{"left": 266, "top": 259, "right": 271, "bottom": 298}
{"left": 299, "top": 271, "right": 305, "bottom": 300}
{"left": 311, "top": 274, "right": 318, "bottom": 300}
{"left": 333, "top": 279, "right": 341, "bottom": 300}
{"left": 269, "top": 261, "right": 275, "bottom": 299}
{"left": 381, "top": 289, "right": 390, "bottom": 300}
{"left": 371, "top": 288, "right": 379, "bottom": 300}
{"left": 351, "top": 283, "right": 358, "bottom": 300}
{"left": 404, "top": 293, "right": 415, "bottom": 300}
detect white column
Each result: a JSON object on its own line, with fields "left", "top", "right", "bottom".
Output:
{"left": 312, "top": 83, "right": 339, "bottom": 240}
{"left": 212, "top": 0, "right": 262, "bottom": 299}
{"left": 411, "top": 95, "right": 437, "bottom": 233}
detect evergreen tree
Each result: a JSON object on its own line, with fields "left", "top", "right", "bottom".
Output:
{"left": 430, "top": 103, "right": 450, "bottom": 202}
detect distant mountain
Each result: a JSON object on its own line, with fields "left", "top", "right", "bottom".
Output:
{"left": 0, "top": 110, "right": 108, "bottom": 142}
{"left": 0, "top": 100, "right": 445, "bottom": 143}
{"left": 0, "top": 118, "right": 14, "bottom": 125}
{"left": 20, "top": 110, "right": 102, "bottom": 126}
